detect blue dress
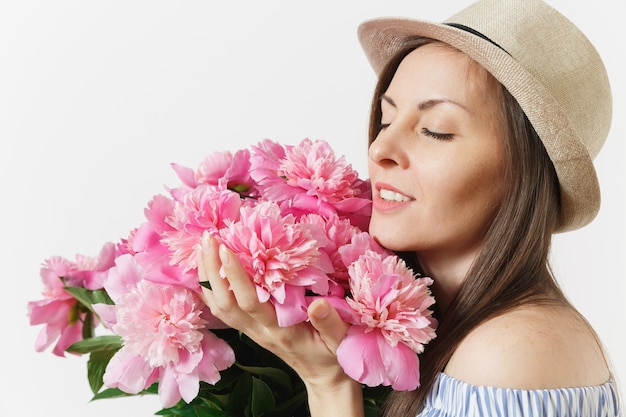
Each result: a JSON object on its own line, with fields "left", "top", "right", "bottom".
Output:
{"left": 417, "top": 373, "right": 621, "bottom": 416}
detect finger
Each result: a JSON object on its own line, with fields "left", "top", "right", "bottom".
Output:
{"left": 197, "top": 233, "right": 234, "bottom": 307}
{"left": 308, "top": 298, "right": 350, "bottom": 354}
{"left": 218, "top": 243, "right": 277, "bottom": 326}
{"left": 196, "top": 232, "right": 215, "bottom": 284}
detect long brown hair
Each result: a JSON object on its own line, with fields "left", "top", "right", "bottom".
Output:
{"left": 368, "top": 38, "right": 571, "bottom": 416}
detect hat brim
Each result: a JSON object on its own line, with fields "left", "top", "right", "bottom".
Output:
{"left": 358, "top": 18, "right": 600, "bottom": 232}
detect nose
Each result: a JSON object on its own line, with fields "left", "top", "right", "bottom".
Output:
{"left": 368, "top": 126, "right": 410, "bottom": 169}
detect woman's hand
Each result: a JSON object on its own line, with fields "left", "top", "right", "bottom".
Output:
{"left": 196, "top": 233, "right": 364, "bottom": 416}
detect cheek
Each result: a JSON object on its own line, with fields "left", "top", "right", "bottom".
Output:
{"left": 455, "top": 161, "right": 505, "bottom": 221}
{"left": 429, "top": 154, "right": 505, "bottom": 222}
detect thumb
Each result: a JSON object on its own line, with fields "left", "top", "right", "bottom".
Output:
{"left": 308, "top": 298, "right": 350, "bottom": 354}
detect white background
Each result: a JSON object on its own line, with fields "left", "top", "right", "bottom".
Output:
{"left": 1, "top": 1, "right": 623, "bottom": 415}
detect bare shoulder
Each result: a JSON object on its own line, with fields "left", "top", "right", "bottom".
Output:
{"left": 444, "top": 305, "right": 610, "bottom": 389}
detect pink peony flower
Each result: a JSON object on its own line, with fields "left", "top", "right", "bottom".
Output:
{"left": 162, "top": 185, "right": 243, "bottom": 272}
{"left": 101, "top": 253, "right": 144, "bottom": 304}
{"left": 196, "top": 148, "right": 257, "bottom": 196}
{"left": 129, "top": 194, "right": 177, "bottom": 268}
{"left": 249, "top": 138, "right": 288, "bottom": 187}
{"left": 157, "top": 331, "right": 236, "bottom": 407}
{"left": 27, "top": 242, "right": 116, "bottom": 356}
{"left": 335, "top": 250, "right": 437, "bottom": 390}
{"left": 94, "top": 252, "right": 225, "bottom": 329}
{"left": 102, "top": 279, "right": 235, "bottom": 407}
{"left": 299, "top": 213, "right": 362, "bottom": 293}
{"left": 70, "top": 242, "right": 117, "bottom": 290}
{"left": 338, "top": 231, "right": 391, "bottom": 268}
{"left": 110, "top": 195, "right": 191, "bottom": 290}
{"left": 218, "top": 200, "right": 331, "bottom": 326}
{"left": 113, "top": 280, "right": 207, "bottom": 366}
{"left": 117, "top": 195, "right": 204, "bottom": 291}
{"left": 171, "top": 148, "right": 259, "bottom": 198}
{"left": 250, "top": 138, "right": 372, "bottom": 225}
{"left": 28, "top": 257, "right": 86, "bottom": 357}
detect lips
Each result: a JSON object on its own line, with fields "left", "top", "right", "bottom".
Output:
{"left": 373, "top": 182, "right": 414, "bottom": 212}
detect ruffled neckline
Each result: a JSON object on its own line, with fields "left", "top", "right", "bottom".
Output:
{"left": 419, "top": 372, "right": 620, "bottom": 417}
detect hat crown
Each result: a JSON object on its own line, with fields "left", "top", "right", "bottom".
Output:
{"left": 445, "top": 0, "right": 612, "bottom": 159}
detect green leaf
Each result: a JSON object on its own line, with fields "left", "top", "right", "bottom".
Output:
{"left": 224, "top": 373, "right": 252, "bottom": 414}
{"left": 67, "top": 335, "right": 123, "bottom": 354}
{"left": 156, "top": 404, "right": 233, "bottom": 417}
{"left": 235, "top": 364, "right": 292, "bottom": 392}
{"left": 193, "top": 396, "right": 225, "bottom": 412}
{"left": 92, "top": 387, "right": 132, "bottom": 400}
{"left": 364, "top": 403, "right": 380, "bottom": 417}
{"left": 250, "top": 377, "right": 275, "bottom": 417}
{"left": 92, "top": 384, "right": 158, "bottom": 401}
{"left": 87, "top": 348, "right": 118, "bottom": 394}
{"left": 362, "top": 384, "right": 391, "bottom": 417}
{"left": 64, "top": 284, "right": 114, "bottom": 309}
{"left": 144, "top": 383, "right": 159, "bottom": 394}
{"left": 263, "top": 389, "right": 307, "bottom": 417}
{"left": 157, "top": 405, "right": 200, "bottom": 417}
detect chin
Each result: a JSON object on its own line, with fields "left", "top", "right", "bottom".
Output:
{"left": 369, "top": 227, "right": 412, "bottom": 252}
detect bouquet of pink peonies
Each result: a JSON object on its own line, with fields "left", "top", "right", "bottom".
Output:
{"left": 27, "top": 138, "right": 437, "bottom": 417}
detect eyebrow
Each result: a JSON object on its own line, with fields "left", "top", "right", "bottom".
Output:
{"left": 381, "top": 95, "right": 470, "bottom": 113}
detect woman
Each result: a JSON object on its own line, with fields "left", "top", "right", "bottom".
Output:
{"left": 198, "top": 0, "right": 621, "bottom": 415}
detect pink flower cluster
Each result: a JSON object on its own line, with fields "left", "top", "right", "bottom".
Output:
{"left": 28, "top": 242, "right": 115, "bottom": 356}
{"left": 333, "top": 236, "right": 437, "bottom": 390}
{"left": 27, "top": 138, "right": 436, "bottom": 407}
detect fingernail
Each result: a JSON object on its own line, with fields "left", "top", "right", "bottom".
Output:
{"left": 219, "top": 244, "right": 230, "bottom": 265}
{"left": 201, "top": 231, "right": 212, "bottom": 248}
{"left": 312, "top": 299, "right": 329, "bottom": 319}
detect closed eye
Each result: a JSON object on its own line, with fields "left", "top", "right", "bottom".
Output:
{"left": 421, "top": 128, "right": 454, "bottom": 141}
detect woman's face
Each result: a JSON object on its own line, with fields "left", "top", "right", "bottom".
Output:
{"left": 368, "top": 43, "right": 506, "bottom": 261}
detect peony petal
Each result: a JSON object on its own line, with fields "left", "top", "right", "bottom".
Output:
{"left": 337, "top": 327, "right": 387, "bottom": 387}
{"left": 28, "top": 299, "right": 72, "bottom": 326}
{"left": 171, "top": 163, "right": 198, "bottom": 188}
{"left": 338, "top": 232, "right": 391, "bottom": 268}
{"left": 274, "top": 285, "right": 308, "bottom": 327}
{"left": 289, "top": 266, "right": 331, "bottom": 295}
{"left": 94, "top": 242, "right": 117, "bottom": 271}
{"left": 337, "top": 326, "right": 420, "bottom": 390}
{"left": 197, "top": 331, "right": 236, "bottom": 384}
{"left": 172, "top": 367, "right": 200, "bottom": 404}
{"left": 131, "top": 223, "right": 164, "bottom": 255}
{"left": 255, "top": 285, "right": 271, "bottom": 303}
{"left": 92, "top": 303, "right": 118, "bottom": 328}
{"left": 334, "top": 196, "right": 373, "bottom": 214}
{"left": 376, "top": 333, "right": 420, "bottom": 391}
{"left": 158, "top": 364, "right": 184, "bottom": 408}
{"left": 174, "top": 345, "right": 203, "bottom": 374}
{"left": 103, "top": 349, "right": 153, "bottom": 394}
{"left": 104, "top": 253, "right": 143, "bottom": 302}
{"left": 33, "top": 323, "right": 61, "bottom": 353}
{"left": 52, "top": 321, "right": 84, "bottom": 356}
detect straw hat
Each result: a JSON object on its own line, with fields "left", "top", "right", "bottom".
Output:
{"left": 358, "top": 0, "right": 612, "bottom": 232}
